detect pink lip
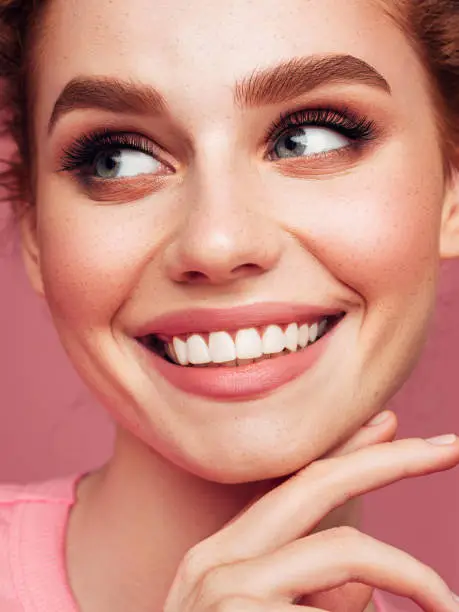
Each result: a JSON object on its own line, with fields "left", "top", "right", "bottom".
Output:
{"left": 134, "top": 302, "right": 345, "bottom": 340}
{"left": 134, "top": 313, "right": 344, "bottom": 401}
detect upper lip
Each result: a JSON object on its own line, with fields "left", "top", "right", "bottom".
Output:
{"left": 134, "top": 302, "right": 346, "bottom": 340}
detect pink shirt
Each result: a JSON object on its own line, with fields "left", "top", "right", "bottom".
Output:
{"left": 0, "top": 474, "right": 391, "bottom": 611}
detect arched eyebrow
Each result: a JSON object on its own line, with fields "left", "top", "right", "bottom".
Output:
{"left": 47, "top": 54, "right": 390, "bottom": 134}
{"left": 48, "top": 75, "right": 168, "bottom": 134}
{"left": 234, "top": 54, "right": 391, "bottom": 107}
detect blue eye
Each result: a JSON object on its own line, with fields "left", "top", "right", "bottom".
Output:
{"left": 273, "top": 126, "right": 350, "bottom": 159}
{"left": 266, "top": 107, "right": 377, "bottom": 161}
{"left": 59, "top": 130, "right": 169, "bottom": 179}
{"left": 93, "top": 148, "right": 162, "bottom": 179}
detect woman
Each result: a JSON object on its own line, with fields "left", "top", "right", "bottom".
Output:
{"left": 0, "top": 0, "right": 458, "bottom": 609}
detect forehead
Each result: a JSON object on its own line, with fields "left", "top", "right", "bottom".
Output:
{"left": 35, "top": 0, "right": 426, "bottom": 123}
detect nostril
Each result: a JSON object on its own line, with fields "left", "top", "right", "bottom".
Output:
{"left": 176, "top": 260, "right": 266, "bottom": 285}
{"left": 184, "top": 270, "right": 206, "bottom": 282}
{"left": 231, "top": 263, "right": 264, "bottom": 278}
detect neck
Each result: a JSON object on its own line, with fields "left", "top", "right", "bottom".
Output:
{"left": 66, "top": 426, "right": 361, "bottom": 612}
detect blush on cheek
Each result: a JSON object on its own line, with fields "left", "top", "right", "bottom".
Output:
{"left": 37, "top": 201, "right": 161, "bottom": 328}
{"left": 283, "top": 150, "right": 445, "bottom": 302}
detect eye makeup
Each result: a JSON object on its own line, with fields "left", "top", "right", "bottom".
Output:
{"left": 59, "top": 130, "right": 171, "bottom": 174}
{"left": 264, "top": 106, "right": 378, "bottom": 160}
{"left": 58, "top": 129, "right": 174, "bottom": 201}
{"left": 56, "top": 104, "right": 381, "bottom": 201}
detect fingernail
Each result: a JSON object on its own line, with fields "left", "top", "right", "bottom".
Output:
{"left": 451, "top": 591, "right": 459, "bottom": 602}
{"left": 426, "top": 434, "right": 457, "bottom": 446}
{"left": 366, "top": 411, "right": 391, "bottom": 426}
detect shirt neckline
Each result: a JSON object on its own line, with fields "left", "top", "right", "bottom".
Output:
{"left": 11, "top": 472, "right": 86, "bottom": 611}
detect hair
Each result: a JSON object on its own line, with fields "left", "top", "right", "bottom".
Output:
{"left": 0, "top": 0, "right": 457, "bottom": 224}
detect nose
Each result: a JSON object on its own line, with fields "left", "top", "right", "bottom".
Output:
{"left": 164, "top": 162, "right": 283, "bottom": 286}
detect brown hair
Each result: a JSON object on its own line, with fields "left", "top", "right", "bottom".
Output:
{"left": 0, "top": 0, "right": 457, "bottom": 223}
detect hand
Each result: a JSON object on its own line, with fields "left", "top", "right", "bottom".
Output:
{"left": 164, "top": 412, "right": 459, "bottom": 612}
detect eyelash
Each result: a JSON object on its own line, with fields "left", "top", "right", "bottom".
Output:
{"left": 60, "top": 131, "right": 157, "bottom": 173}
{"left": 264, "top": 106, "right": 376, "bottom": 154}
{"left": 59, "top": 106, "right": 377, "bottom": 174}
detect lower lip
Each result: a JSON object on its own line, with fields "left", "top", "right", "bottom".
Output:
{"left": 137, "top": 321, "right": 341, "bottom": 401}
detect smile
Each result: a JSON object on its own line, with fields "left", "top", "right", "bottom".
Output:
{"left": 137, "top": 314, "right": 342, "bottom": 368}
{"left": 133, "top": 303, "right": 347, "bottom": 400}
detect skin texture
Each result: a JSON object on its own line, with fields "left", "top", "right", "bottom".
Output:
{"left": 23, "top": 0, "right": 459, "bottom": 478}
{"left": 16, "top": 0, "right": 459, "bottom": 609}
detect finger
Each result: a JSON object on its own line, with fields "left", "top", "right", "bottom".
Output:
{"left": 324, "top": 411, "right": 397, "bottom": 458}
{"left": 226, "top": 412, "right": 398, "bottom": 532}
{"left": 230, "top": 411, "right": 398, "bottom": 526}
{"left": 193, "top": 595, "right": 322, "bottom": 611}
{"left": 305, "top": 582, "right": 373, "bottom": 612}
{"left": 203, "top": 436, "right": 459, "bottom": 564}
{"left": 206, "top": 528, "right": 458, "bottom": 612}
{"left": 311, "top": 411, "right": 397, "bottom": 540}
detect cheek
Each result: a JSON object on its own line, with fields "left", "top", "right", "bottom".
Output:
{"left": 274, "top": 146, "right": 445, "bottom": 302}
{"left": 36, "top": 187, "right": 166, "bottom": 328}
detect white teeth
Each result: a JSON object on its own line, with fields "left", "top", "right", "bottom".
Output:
{"left": 262, "top": 325, "right": 286, "bottom": 355}
{"left": 163, "top": 315, "right": 336, "bottom": 366}
{"left": 187, "top": 334, "right": 211, "bottom": 364}
{"left": 309, "top": 322, "right": 319, "bottom": 343}
{"left": 298, "top": 323, "right": 310, "bottom": 348}
{"left": 284, "top": 322, "right": 299, "bottom": 352}
{"left": 208, "top": 331, "right": 237, "bottom": 363}
{"left": 173, "top": 337, "right": 189, "bottom": 366}
{"left": 235, "top": 328, "right": 263, "bottom": 359}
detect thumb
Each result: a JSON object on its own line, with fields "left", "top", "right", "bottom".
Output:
{"left": 304, "top": 583, "right": 374, "bottom": 612}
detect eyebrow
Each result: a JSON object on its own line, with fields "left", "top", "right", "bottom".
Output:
{"left": 234, "top": 54, "right": 391, "bottom": 108}
{"left": 48, "top": 76, "right": 168, "bottom": 134}
{"left": 48, "top": 54, "right": 390, "bottom": 134}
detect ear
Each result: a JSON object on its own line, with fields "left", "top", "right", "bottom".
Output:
{"left": 439, "top": 169, "right": 459, "bottom": 259}
{"left": 19, "top": 206, "right": 45, "bottom": 297}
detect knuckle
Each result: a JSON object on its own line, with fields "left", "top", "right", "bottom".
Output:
{"left": 194, "top": 565, "right": 233, "bottom": 608}
{"left": 327, "top": 525, "right": 362, "bottom": 545}
{"left": 296, "top": 457, "right": 336, "bottom": 491}
{"left": 306, "top": 457, "right": 335, "bottom": 480}
{"left": 179, "top": 543, "right": 213, "bottom": 585}
{"left": 397, "top": 437, "right": 427, "bottom": 457}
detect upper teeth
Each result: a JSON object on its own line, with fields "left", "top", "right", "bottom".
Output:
{"left": 168, "top": 318, "right": 329, "bottom": 366}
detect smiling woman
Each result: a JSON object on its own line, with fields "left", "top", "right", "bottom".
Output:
{"left": 0, "top": 0, "right": 459, "bottom": 611}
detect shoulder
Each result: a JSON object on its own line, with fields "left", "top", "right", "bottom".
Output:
{"left": 0, "top": 474, "right": 82, "bottom": 608}
{"left": 0, "top": 473, "right": 83, "bottom": 540}
{"left": 0, "top": 474, "right": 79, "bottom": 506}
{"left": 0, "top": 474, "right": 78, "bottom": 525}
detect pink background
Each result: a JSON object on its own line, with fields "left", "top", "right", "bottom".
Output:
{"left": 1, "top": 206, "right": 458, "bottom": 609}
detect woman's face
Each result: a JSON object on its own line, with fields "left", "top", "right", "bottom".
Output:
{"left": 23, "top": 0, "right": 458, "bottom": 482}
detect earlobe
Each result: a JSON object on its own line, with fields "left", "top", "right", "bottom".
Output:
{"left": 19, "top": 207, "right": 45, "bottom": 297}
{"left": 439, "top": 170, "right": 459, "bottom": 260}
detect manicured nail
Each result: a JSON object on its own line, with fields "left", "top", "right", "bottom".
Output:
{"left": 426, "top": 434, "right": 457, "bottom": 446}
{"left": 366, "top": 411, "right": 391, "bottom": 426}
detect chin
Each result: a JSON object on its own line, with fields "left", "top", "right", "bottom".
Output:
{"left": 157, "top": 434, "right": 326, "bottom": 485}
{"left": 181, "top": 460, "right": 300, "bottom": 485}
